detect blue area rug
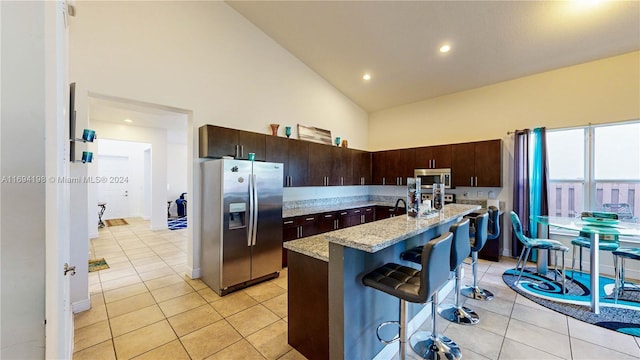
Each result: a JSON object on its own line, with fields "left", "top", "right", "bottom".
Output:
{"left": 168, "top": 216, "right": 187, "bottom": 230}
{"left": 503, "top": 267, "right": 640, "bottom": 336}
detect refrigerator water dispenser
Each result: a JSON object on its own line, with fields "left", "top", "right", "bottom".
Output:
{"left": 229, "top": 202, "right": 247, "bottom": 229}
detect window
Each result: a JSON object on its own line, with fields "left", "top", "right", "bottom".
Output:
{"left": 547, "top": 121, "right": 640, "bottom": 220}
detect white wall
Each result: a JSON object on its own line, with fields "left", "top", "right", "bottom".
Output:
{"left": 97, "top": 139, "right": 151, "bottom": 218}
{"left": 167, "top": 142, "right": 188, "bottom": 216}
{"left": 369, "top": 51, "right": 640, "bottom": 257}
{"left": 69, "top": 1, "right": 369, "bottom": 279}
{"left": 1, "top": 1, "right": 46, "bottom": 357}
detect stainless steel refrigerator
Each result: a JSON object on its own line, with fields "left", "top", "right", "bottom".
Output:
{"left": 201, "top": 159, "right": 283, "bottom": 296}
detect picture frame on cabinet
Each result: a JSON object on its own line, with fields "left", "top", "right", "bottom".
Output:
{"left": 298, "top": 124, "right": 332, "bottom": 145}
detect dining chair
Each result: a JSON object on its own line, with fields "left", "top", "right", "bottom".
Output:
{"left": 602, "top": 203, "right": 638, "bottom": 223}
{"left": 570, "top": 212, "right": 619, "bottom": 280}
{"left": 612, "top": 247, "right": 640, "bottom": 303}
{"left": 510, "top": 211, "right": 569, "bottom": 293}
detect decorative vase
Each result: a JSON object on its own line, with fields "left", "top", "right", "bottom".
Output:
{"left": 335, "top": 137, "right": 341, "bottom": 146}
{"left": 433, "top": 183, "right": 445, "bottom": 211}
{"left": 341, "top": 139, "right": 348, "bottom": 148}
{"left": 270, "top": 124, "right": 280, "bottom": 136}
{"left": 285, "top": 126, "right": 291, "bottom": 138}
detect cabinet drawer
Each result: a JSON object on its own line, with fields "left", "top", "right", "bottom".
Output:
{"left": 283, "top": 217, "right": 299, "bottom": 228}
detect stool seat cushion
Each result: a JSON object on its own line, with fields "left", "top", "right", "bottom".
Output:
{"left": 364, "top": 233, "right": 453, "bottom": 304}
{"left": 613, "top": 248, "right": 640, "bottom": 261}
{"left": 528, "top": 238, "right": 569, "bottom": 252}
{"left": 571, "top": 237, "right": 619, "bottom": 251}
{"left": 363, "top": 264, "right": 422, "bottom": 302}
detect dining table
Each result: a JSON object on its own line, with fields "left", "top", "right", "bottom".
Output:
{"left": 532, "top": 215, "right": 640, "bottom": 314}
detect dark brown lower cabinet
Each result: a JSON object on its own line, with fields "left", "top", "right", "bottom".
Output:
{"left": 282, "top": 215, "right": 320, "bottom": 267}
{"left": 288, "top": 250, "right": 329, "bottom": 360}
{"left": 375, "top": 206, "right": 406, "bottom": 220}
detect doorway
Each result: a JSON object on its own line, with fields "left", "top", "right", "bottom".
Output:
{"left": 96, "top": 139, "right": 152, "bottom": 220}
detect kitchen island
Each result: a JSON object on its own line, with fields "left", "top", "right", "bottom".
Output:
{"left": 284, "top": 204, "right": 480, "bottom": 360}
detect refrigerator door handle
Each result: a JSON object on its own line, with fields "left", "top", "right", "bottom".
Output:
{"left": 251, "top": 174, "right": 258, "bottom": 246}
{"left": 247, "top": 174, "right": 254, "bottom": 247}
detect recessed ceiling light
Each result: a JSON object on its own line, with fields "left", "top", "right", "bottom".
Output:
{"left": 363, "top": 73, "right": 371, "bottom": 81}
{"left": 439, "top": 44, "right": 451, "bottom": 53}
{"left": 124, "top": 119, "right": 133, "bottom": 123}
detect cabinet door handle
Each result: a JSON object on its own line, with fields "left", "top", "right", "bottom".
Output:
{"left": 470, "top": 177, "right": 473, "bottom": 186}
{"left": 324, "top": 214, "right": 333, "bottom": 218}
{"left": 340, "top": 212, "right": 348, "bottom": 215}
{"left": 298, "top": 226, "right": 302, "bottom": 238}
{"left": 341, "top": 177, "right": 344, "bottom": 186}
{"left": 433, "top": 159, "right": 436, "bottom": 168}
{"left": 305, "top": 217, "right": 315, "bottom": 221}
{"left": 366, "top": 208, "right": 372, "bottom": 212}
{"left": 284, "top": 220, "right": 293, "bottom": 225}
{"left": 429, "top": 160, "right": 432, "bottom": 168}
{"left": 354, "top": 210, "right": 360, "bottom": 213}
{"left": 240, "top": 145, "right": 244, "bottom": 158}
{"left": 475, "top": 176, "right": 478, "bottom": 187}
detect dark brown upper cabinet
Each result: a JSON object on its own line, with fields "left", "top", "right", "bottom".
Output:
{"left": 351, "top": 149, "right": 371, "bottom": 185}
{"left": 415, "top": 144, "right": 451, "bottom": 169}
{"left": 451, "top": 139, "right": 501, "bottom": 187}
{"left": 199, "top": 125, "right": 265, "bottom": 160}
{"left": 372, "top": 149, "right": 415, "bottom": 185}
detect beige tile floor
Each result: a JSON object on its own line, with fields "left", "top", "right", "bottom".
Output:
{"left": 74, "top": 218, "right": 640, "bottom": 359}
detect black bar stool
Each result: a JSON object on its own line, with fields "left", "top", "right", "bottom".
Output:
{"left": 486, "top": 206, "right": 500, "bottom": 241}
{"left": 363, "top": 232, "right": 458, "bottom": 360}
{"left": 461, "top": 212, "right": 494, "bottom": 301}
{"left": 437, "top": 218, "right": 479, "bottom": 325}
{"left": 401, "top": 219, "right": 479, "bottom": 325}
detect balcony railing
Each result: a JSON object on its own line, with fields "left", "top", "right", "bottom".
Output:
{"left": 548, "top": 181, "right": 639, "bottom": 220}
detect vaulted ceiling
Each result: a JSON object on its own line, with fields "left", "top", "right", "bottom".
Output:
{"left": 227, "top": 1, "right": 640, "bottom": 112}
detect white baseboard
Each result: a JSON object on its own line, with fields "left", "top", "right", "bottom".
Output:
{"left": 188, "top": 267, "right": 201, "bottom": 279}
{"left": 89, "top": 231, "right": 99, "bottom": 239}
{"left": 72, "top": 298, "right": 91, "bottom": 313}
{"left": 373, "top": 279, "right": 455, "bottom": 360}
{"left": 142, "top": 215, "right": 151, "bottom": 220}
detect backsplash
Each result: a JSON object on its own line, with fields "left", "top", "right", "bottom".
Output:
{"left": 283, "top": 195, "right": 370, "bottom": 210}
{"left": 456, "top": 199, "right": 505, "bottom": 211}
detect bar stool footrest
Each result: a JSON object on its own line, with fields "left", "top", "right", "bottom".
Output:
{"left": 376, "top": 321, "right": 401, "bottom": 345}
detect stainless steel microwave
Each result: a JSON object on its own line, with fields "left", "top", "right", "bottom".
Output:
{"left": 414, "top": 168, "right": 452, "bottom": 189}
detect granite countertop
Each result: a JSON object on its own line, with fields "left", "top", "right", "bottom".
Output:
{"left": 284, "top": 204, "right": 480, "bottom": 261}
{"left": 283, "top": 234, "right": 331, "bottom": 262}
{"left": 283, "top": 201, "right": 396, "bottom": 218}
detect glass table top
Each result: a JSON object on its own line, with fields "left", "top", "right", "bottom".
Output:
{"left": 533, "top": 216, "right": 640, "bottom": 237}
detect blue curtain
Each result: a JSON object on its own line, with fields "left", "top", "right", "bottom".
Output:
{"left": 529, "top": 127, "right": 549, "bottom": 237}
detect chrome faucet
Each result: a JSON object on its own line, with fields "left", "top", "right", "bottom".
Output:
{"left": 394, "top": 198, "right": 406, "bottom": 212}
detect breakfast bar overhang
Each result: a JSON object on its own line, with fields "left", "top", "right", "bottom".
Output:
{"left": 285, "top": 204, "right": 481, "bottom": 359}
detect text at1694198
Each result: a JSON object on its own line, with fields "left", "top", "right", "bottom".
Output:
{"left": 1, "top": 175, "right": 129, "bottom": 184}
